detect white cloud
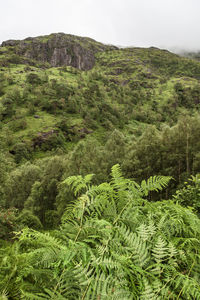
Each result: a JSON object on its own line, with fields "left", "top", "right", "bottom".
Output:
{"left": 1, "top": 0, "right": 200, "bottom": 50}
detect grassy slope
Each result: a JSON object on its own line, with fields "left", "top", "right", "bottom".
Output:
{"left": 0, "top": 38, "right": 200, "bottom": 160}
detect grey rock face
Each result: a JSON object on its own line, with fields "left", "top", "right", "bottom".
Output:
{"left": 1, "top": 40, "right": 20, "bottom": 47}
{"left": 1, "top": 33, "right": 118, "bottom": 70}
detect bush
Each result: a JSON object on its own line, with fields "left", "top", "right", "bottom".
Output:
{"left": 11, "top": 142, "right": 32, "bottom": 163}
{"left": 16, "top": 210, "right": 43, "bottom": 230}
{"left": 1, "top": 97, "right": 15, "bottom": 118}
{"left": 0, "top": 207, "right": 17, "bottom": 240}
{"left": 26, "top": 73, "right": 42, "bottom": 85}
{"left": 173, "top": 174, "right": 200, "bottom": 214}
{"left": 8, "top": 54, "right": 22, "bottom": 64}
{"left": 9, "top": 119, "right": 27, "bottom": 132}
{"left": 45, "top": 210, "right": 60, "bottom": 228}
{"left": 40, "top": 132, "right": 65, "bottom": 151}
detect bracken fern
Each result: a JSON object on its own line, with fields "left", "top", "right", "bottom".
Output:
{"left": 1, "top": 165, "right": 200, "bottom": 299}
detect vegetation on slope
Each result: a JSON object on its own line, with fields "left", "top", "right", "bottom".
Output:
{"left": 0, "top": 33, "right": 200, "bottom": 299}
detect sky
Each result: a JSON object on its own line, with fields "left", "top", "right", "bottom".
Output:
{"left": 1, "top": 0, "right": 200, "bottom": 51}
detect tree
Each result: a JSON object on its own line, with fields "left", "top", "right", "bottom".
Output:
{"left": 104, "top": 129, "right": 126, "bottom": 177}
{"left": 0, "top": 152, "right": 15, "bottom": 206}
{"left": 4, "top": 163, "right": 41, "bottom": 210}
{"left": 124, "top": 125, "right": 162, "bottom": 181}
{"left": 173, "top": 174, "right": 200, "bottom": 215}
{"left": 66, "top": 137, "right": 104, "bottom": 182}
{"left": 25, "top": 156, "right": 67, "bottom": 225}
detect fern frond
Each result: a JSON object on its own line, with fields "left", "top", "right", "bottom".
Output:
{"left": 2, "top": 165, "right": 200, "bottom": 299}
{"left": 62, "top": 173, "right": 94, "bottom": 195}
{"left": 140, "top": 278, "right": 157, "bottom": 300}
{"left": 137, "top": 222, "right": 156, "bottom": 241}
{"left": 152, "top": 236, "right": 168, "bottom": 262}
{"left": 140, "top": 176, "right": 172, "bottom": 196}
{"left": 111, "top": 164, "right": 123, "bottom": 180}
{"left": 118, "top": 224, "right": 149, "bottom": 267}
{"left": 173, "top": 273, "right": 200, "bottom": 299}
{"left": 0, "top": 290, "right": 8, "bottom": 300}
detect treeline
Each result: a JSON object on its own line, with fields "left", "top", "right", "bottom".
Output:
{"left": 1, "top": 113, "right": 200, "bottom": 233}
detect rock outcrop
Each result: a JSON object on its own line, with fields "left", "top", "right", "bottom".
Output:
{"left": 1, "top": 33, "right": 117, "bottom": 70}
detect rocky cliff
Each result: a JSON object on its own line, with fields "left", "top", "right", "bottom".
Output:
{"left": 1, "top": 33, "right": 117, "bottom": 70}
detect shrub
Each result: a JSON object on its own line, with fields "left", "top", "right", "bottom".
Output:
{"left": 44, "top": 210, "right": 59, "bottom": 228}
{"left": 1, "top": 97, "right": 15, "bottom": 118}
{"left": 11, "top": 142, "right": 32, "bottom": 163}
{"left": 5, "top": 166, "right": 200, "bottom": 299}
{"left": 0, "top": 207, "right": 17, "bottom": 240}
{"left": 26, "top": 73, "right": 42, "bottom": 85}
{"left": 9, "top": 119, "right": 27, "bottom": 132}
{"left": 16, "top": 210, "right": 43, "bottom": 230}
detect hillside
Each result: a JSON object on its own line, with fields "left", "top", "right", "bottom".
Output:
{"left": 0, "top": 33, "right": 200, "bottom": 207}
{"left": 0, "top": 34, "right": 200, "bottom": 180}
{"left": 0, "top": 34, "right": 200, "bottom": 159}
{"left": 1, "top": 33, "right": 200, "bottom": 299}
{"left": 180, "top": 50, "right": 200, "bottom": 62}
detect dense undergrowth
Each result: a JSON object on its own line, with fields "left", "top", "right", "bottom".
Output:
{"left": 0, "top": 34, "right": 200, "bottom": 299}
{"left": 1, "top": 165, "right": 200, "bottom": 299}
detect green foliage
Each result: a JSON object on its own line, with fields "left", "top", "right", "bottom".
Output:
{"left": 1, "top": 36, "right": 200, "bottom": 298}
{"left": 1, "top": 97, "right": 15, "bottom": 119}
{"left": 26, "top": 72, "right": 42, "bottom": 85}
{"left": 7, "top": 54, "right": 22, "bottom": 64}
{"left": 0, "top": 73, "right": 6, "bottom": 96}
{"left": 0, "top": 207, "right": 17, "bottom": 239}
{"left": 24, "top": 156, "right": 67, "bottom": 225}
{"left": 0, "top": 152, "right": 15, "bottom": 205}
{"left": 12, "top": 141, "right": 31, "bottom": 163}
{"left": 173, "top": 174, "right": 200, "bottom": 214}
{"left": 1, "top": 166, "right": 200, "bottom": 299}
{"left": 123, "top": 114, "right": 200, "bottom": 197}
{"left": 16, "top": 210, "right": 43, "bottom": 230}
{"left": 44, "top": 210, "right": 60, "bottom": 228}
{"left": 65, "top": 137, "right": 106, "bottom": 183}
{"left": 63, "top": 173, "right": 94, "bottom": 196}
{"left": 9, "top": 118, "right": 27, "bottom": 132}
{"left": 4, "top": 163, "right": 41, "bottom": 210}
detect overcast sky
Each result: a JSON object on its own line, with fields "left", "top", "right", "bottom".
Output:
{"left": 1, "top": 0, "right": 200, "bottom": 51}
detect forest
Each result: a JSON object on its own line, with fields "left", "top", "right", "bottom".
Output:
{"left": 0, "top": 33, "right": 200, "bottom": 299}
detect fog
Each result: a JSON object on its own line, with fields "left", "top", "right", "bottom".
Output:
{"left": 1, "top": 0, "right": 200, "bottom": 51}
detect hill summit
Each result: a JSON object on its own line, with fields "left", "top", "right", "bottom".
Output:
{"left": 1, "top": 33, "right": 117, "bottom": 70}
